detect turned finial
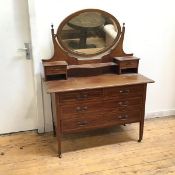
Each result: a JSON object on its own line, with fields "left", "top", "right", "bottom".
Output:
{"left": 51, "top": 24, "right": 54, "bottom": 29}
{"left": 123, "top": 23, "right": 125, "bottom": 27}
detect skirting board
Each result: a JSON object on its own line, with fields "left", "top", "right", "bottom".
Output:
{"left": 145, "top": 110, "right": 175, "bottom": 119}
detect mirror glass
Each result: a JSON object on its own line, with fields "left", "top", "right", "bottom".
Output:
{"left": 57, "top": 10, "right": 121, "bottom": 56}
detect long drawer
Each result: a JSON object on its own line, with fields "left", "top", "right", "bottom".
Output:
{"left": 62, "top": 110, "right": 142, "bottom": 133}
{"left": 58, "top": 89, "right": 103, "bottom": 104}
{"left": 60, "top": 101, "right": 103, "bottom": 119}
{"left": 104, "top": 84, "right": 144, "bottom": 99}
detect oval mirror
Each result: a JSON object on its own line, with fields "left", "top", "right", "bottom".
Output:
{"left": 57, "top": 9, "right": 121, "bottom": 57}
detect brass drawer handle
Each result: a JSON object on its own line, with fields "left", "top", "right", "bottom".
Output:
{"left": 76, "top": 94, "right": 88, "bottom": 100}
{"left": 83, "top": 94, "right": 88, "bottom": 98}
{"left": 119, "top": 89, "right": 130, "bottom": 94}
{"left": 77, "top": 121, "right": 88, "bottom": 126}
{"left": 118, "top": 115, "right": 128, "bottom": 120}
{"left": 118, "top": 101, "right": 128, "bottom": 107}
{"left": 82, "top": 106, "right": 88, "bottom": 111}
{"left": 76, "top": 106, "right": 81, "bottom": 112}
{"left": 76, "top": 106, "right": 88, "bottom": 112}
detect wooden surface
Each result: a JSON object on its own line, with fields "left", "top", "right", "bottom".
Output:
{"left": 114, "top": 56, "right": 140, "bottom": 61}
{"left": 45, "top": 73, "right": 154, "bottom": 93}
{"left": 43, "top": 61, "right": 68, "bottom": 67}
{"left": 0, "top": 116, "right": 175, "bottom": 175}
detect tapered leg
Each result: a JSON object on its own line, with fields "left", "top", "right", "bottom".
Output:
{"left": 53, "top": 123, "right": 56, "bottom": 137}
{"left": 50, "top": 94, "right": 56, "bottom": 137}
{"left": 57, "top": 135, "right": 62, "bottom": 158}
{"left": 138, "top": 121, "right": 144, "bottom": 142}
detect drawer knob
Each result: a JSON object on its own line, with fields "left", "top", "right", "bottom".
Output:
{"left": 118, "top": 115, "right": 128, "bottom": 120}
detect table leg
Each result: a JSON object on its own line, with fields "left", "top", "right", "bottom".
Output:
{"left": 57, "top": 135, "right": 62, "bottom": 158}
{"left": 79, "top": 30, "right": 87, "bottom": 48}
{"left": 138, "top": 121, "right": 144, "bottom": 142}
{"left": 50, "top": 94, "right": 56, "bottom": 137}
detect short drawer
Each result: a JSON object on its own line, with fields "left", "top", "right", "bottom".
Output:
{"left": 103, "top": 97, "right": 143, "bottom": 110}
{"left": 104, "top": 105, "right": 143, "bottom": 114}
{"left": 60, "top": 102, "right": 103, "bottom": 119}
{"left": 62, "top": 114, "right": 103, "bottom": 133}
{"left": 120, "top": 60, "right": 138, "bottom": 69}
{"left": 45, "top": 66, "right": 66, "bottom": 75}
{"left": 103, "top": 110, "right": 142, "bottom": 124}
{"left": 104, "top": 85, "right": 144, "bottom": 99}
{"left": 59, "top": 89, "right": 103, "bottom": 104}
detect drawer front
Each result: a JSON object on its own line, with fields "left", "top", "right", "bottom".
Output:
{"left": 120, "top": 60, "right": 138, "bottom": 69}
{"left": 102, "top": 110, "right": 142, "bottom": 124}
{"left": 59, "top": 89, "right": 103, "bottom": 104}
{"left": 62, "top": 114, "right": 103, "bottom": 133}
{"left": 45, "top": 66, "right": 66, "bottom": 75}
{"left": 60, "top": 102, "right": 103, "bottom": 119}
{"left": 103, "top": 97, "right": 143, "bottom": 110}
{"left": 62, "top": 110, "right": 142, "bottom": 133}
{"left": 104, "top": 105, "right": 143, "bottom": 114}
{"left": 104, "top": 85, "right": 144, "bottom": 99}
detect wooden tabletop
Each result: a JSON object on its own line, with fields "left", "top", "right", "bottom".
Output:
{"left": 114, "top": 56, "right": 140, "bottom": 61}
{"left": 45, "top": 74, "right": 154, "bottom": 93}
{"left": 68, "top": 12, "right": 105, "bottom": 29}
{"left": 43, "top": 61, "right": 68, "bottom": 67}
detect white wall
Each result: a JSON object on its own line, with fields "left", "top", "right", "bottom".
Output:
{"left": 32, "top": 0, "right": 175, "bottom": 131}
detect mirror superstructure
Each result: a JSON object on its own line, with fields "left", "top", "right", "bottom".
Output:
{"left": 57, "top": 9, "right": 121, "bottom": 58}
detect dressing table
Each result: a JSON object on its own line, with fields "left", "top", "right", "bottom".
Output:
{"left": 42, "top": 9, "right": 154, "bottom": 158}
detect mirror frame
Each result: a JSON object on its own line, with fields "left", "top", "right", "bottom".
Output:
{"left": 56, "top": 9, "right": 122, "bottom": 58}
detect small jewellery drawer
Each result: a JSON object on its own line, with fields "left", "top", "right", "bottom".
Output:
{"left": 45, "top": 66, "right": 67, "bottom": 75}
{"left": 59, "top": 89, "right": 103, "bottom": 104}
{"left": 104, "top": 85, "right": 144, "bottom": 99}
{"left": 62, "top": 114, "right": 103, "bottom": 133}
{"left": 60, "top": 102, "right": 103, "bottom": 119}
{"left": 103, "top": 110, "right": 142, "bottom": 125}
{"left": 120, "top": 60, "right": 138, "bottom": 69}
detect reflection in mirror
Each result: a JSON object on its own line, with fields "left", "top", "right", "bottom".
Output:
{"left": 59, "top": 11, "right": 119, "bottom": 55}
